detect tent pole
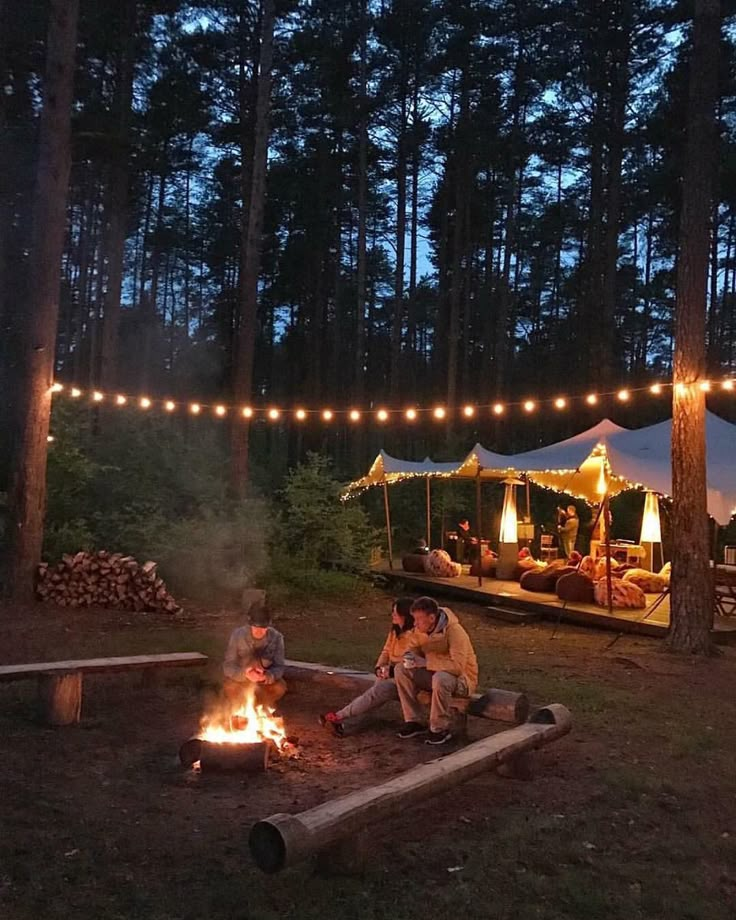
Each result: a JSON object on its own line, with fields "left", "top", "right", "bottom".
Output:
{"left": 383, "top": 482, "right": 394, "bottom": 570}
{"left": 426, "top": 478, "right": 431, "bottom": 549}
{"left": 525, "top": 475, "right": 531, "bottom": 521}
{"left": 476, "top": 471, "right": 483, "bottom": 587}
{"left": 604, "top": 492, "right": 613, "bottom": 619}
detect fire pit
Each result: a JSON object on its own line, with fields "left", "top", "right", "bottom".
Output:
{"left": 180, "top": 690, "right": 297, "bottom": 774}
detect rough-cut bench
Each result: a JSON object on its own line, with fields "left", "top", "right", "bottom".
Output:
{"left": 284, "top": 659, "right": 529, "bottom": 741}
{"left": 0, "top": 652, "right": 209, "bottom": 726}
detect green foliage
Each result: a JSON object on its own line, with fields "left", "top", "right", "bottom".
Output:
{"left": 41, "top": 403, "right": 272, "bottom": 601}
{"left": 273, "top": 453, "right": 378, "bottom": 571}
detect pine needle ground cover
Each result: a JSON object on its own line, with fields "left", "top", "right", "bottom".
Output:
{"left": 0, "top": 592, "right": 734, "bottom": 920}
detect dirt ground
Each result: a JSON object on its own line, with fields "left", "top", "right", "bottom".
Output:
{"left": 1, "top": 592, "right": 735, "bottom": 920}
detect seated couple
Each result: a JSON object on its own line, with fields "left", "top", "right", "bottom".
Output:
{"left": 320, "top": 595, "right": 478, "bottom": 746}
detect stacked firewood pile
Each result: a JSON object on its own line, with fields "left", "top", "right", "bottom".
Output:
{"left": 37, "top": 551, "right": 181, "bottom": 613}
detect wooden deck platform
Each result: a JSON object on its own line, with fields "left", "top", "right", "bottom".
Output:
{"left": 373, "top": 562, "right": 736, "bottom": 644}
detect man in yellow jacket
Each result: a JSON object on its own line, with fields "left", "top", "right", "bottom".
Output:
{"left": 395, "top": 595, "right": 478, "bottom": 745}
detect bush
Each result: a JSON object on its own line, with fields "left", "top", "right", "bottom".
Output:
{"left": 273, "top": 453, "right": 378, "bottom": 571}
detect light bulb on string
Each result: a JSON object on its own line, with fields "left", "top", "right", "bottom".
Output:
{"left": 116, "top": 394, "right": 127, "bottom": 406}
{"left": 51, "top": 383, "right": 63, "bottom": 393}
{"left": 92, "top": 391, "right": 104, "bottom": 402}
{"left": 215, "top": 405, "right": 227, "bottom": 417}
{"left": 349, "top": 409, "right": 361, "bottom": 422}
{"left": 164, "top": 400, "right": 175, "bottom": 412}
{"left": 71, "top": 388, "right": 82, "bottom": 398}
{"left": 523, "top": 400, "right": 535, "bottom": 413}
{"left": 554, "top": 397, "right": 566, "bottom": 410}
{"left": 699, "top": 381, "right": 711, "bottom": 392}
{"left": 140, "top": 397, "right": 152, "bottom": 409}
{"left": 616, "top": 389, "right": 630, "bottom": 402}
{"left": 492, "top": 403, "right": 505, "bottom": 415}
{"left": 322, "top": 409, "right": 333, "bottom": 421}
{"left": 241, "top": 406, "right": 253, "bottom": 418}
{"left": 268, "top": 408, "right": 280, "bottom": 421}
{"left": 376, "top": 409, "right": 389, "bottom": 422}
{"left": 405, "top": 408, "right": 417, "bottom": 421}
{"left": 433, "top": 406, "right": 446, "bottom": 420}
{"left": 190, "top": 403, "right": 201, "bottom": 415}
{"left": 295, "top": 408, "right": 307, "bottom": 421}
{"left": 650, "top": 383, "right": 662, "bottom": 395}
{"left": 586, "top": 393, "right": 598, "bottom": 406}
{"left": 462, "top": 405, "right": 475, "bottom": 418}
{"left": 723, "top": 380, "right": 734, "bottom": 391}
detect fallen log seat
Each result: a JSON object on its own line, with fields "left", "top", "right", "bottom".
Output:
{"left": 249, "top": 703, "right": 572, "bottom": 873}
{"left": 284, "top": 660, "right": 529, "bottom": 727}
{"left": 0, "top": 652, "right": 209, "bottom": 726}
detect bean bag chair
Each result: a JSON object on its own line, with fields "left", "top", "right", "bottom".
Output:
{"left": 469, "top": 555, "right": 498, "bottom": 577}
{"left": 579, "top": 555, "right": 596, "bottom": 579}
{"left": 622, "top": 568, "right": 667, "bottom": 593}
{"left": 425, "top": 548, "right": 461, "bottom": 578}
{"left": 520, "top": 564, "right": 576, "bottom": 593}
{"left": 594, "top": 556, "right": 622, "bottom": 580}
{"left": 402, "top": 554, "right": 429, "bottom": 574}
{"left": 594, "top": 576, "right": 646, "bottom": 609}
{"left": 556, "top": 571, "right": 595, "bottom": 603}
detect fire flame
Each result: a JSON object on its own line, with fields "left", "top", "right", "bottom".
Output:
{"left": 198, "top": 686, "right": 287, "bottom": 749}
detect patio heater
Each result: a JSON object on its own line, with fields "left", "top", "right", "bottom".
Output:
{"left": 640, "top": 491, "right": 663, "bottom": 571}
{"left": 497, "top": 478, "right": 523, "bottom": 579}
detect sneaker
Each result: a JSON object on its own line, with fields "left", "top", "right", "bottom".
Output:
{"left": 397, "top": 721, "right": 427, "bottom": 739}
{"left": 318, "top": 712, "right": 344, "bottom": 738}
{"left": 425, "top": 729, "right": 453, "bottom": 745}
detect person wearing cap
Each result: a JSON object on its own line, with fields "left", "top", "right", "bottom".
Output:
{"left": 222, "top": 608, "right": 287, "bottom": 709}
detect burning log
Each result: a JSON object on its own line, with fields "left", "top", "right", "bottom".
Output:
{"left": 249, "top": 704, "right": 572, "bottom": 874}
{"left": 179, "top": 736, "right": 270, "bottom": 772}
{"left": 35, "top": 551, "right": 180, "bottom": 613}
{"left": 199, "top": 740, "right": 270, "bottom": 773}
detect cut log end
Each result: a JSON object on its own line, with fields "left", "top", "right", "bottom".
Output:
{"left": 249, "top": 818, "right": 290, "bottom": 874}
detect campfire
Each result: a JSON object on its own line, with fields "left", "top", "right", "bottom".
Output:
{"left": 180, "top": 688, "right": 296, "bottom": 773}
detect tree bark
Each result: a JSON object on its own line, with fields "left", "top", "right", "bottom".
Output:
{"left": 668, "top": 0, "right": 721, "bottom": 655}
{"left": 230, "top": 0, "right": 276, "bottom": 497}
{"left": 7, "top": 0, "right": 79, "bottom": 602}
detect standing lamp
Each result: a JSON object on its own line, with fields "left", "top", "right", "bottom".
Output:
{"left": 640, "top": 491, "right": 663, "bottom": 572}
{"left": 497, "top": 478, "right": 523, "bottom": 579}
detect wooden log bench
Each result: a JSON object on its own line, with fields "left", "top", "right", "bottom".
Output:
{"left": 0, "top": 652, "right": 209, "bottom": 726}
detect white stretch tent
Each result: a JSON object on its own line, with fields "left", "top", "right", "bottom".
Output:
{"left": 458, "top": 412, "right": 736, "bottom": 525}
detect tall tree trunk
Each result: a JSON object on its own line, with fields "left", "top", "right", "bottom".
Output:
{"left": 230, "top": 0, "right": 275, "bottom": 497}
{"left": 7, "top": 0, "right": 79, "bottom": 601}
{"left": 354, "top": 3, "right": 368, "bottom": 407}
{"left": 668, "top": 0, "right": 721, "bottom": 655}
{"left": 97, "top": 0, "right": 135, "bottom": 392}
{"left": 390, "top": 92, "right": 408, "bottom": 403}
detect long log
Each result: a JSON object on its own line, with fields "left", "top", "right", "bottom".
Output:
{"left": 468, "top": 688, "right": 529, "bottom": 724}
{"left": 249, "top": 703, "right": 572, "bottom": 873}
{"left": 199, "top": 740, "right": 270, "bottom": 773}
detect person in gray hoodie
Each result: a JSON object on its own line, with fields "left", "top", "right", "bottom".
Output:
{"left": 222, "top": 608, "right": 286, "bottom": 710}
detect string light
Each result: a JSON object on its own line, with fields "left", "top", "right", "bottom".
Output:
{"left": 47, "top": 435, "right": 54, "bottom": 443}
{"left": 46, "top": 375, "right": 736, "bottom": 426}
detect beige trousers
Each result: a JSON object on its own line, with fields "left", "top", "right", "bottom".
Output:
{"left": 394, "top": 664, "right": 466, "bottom": 732}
